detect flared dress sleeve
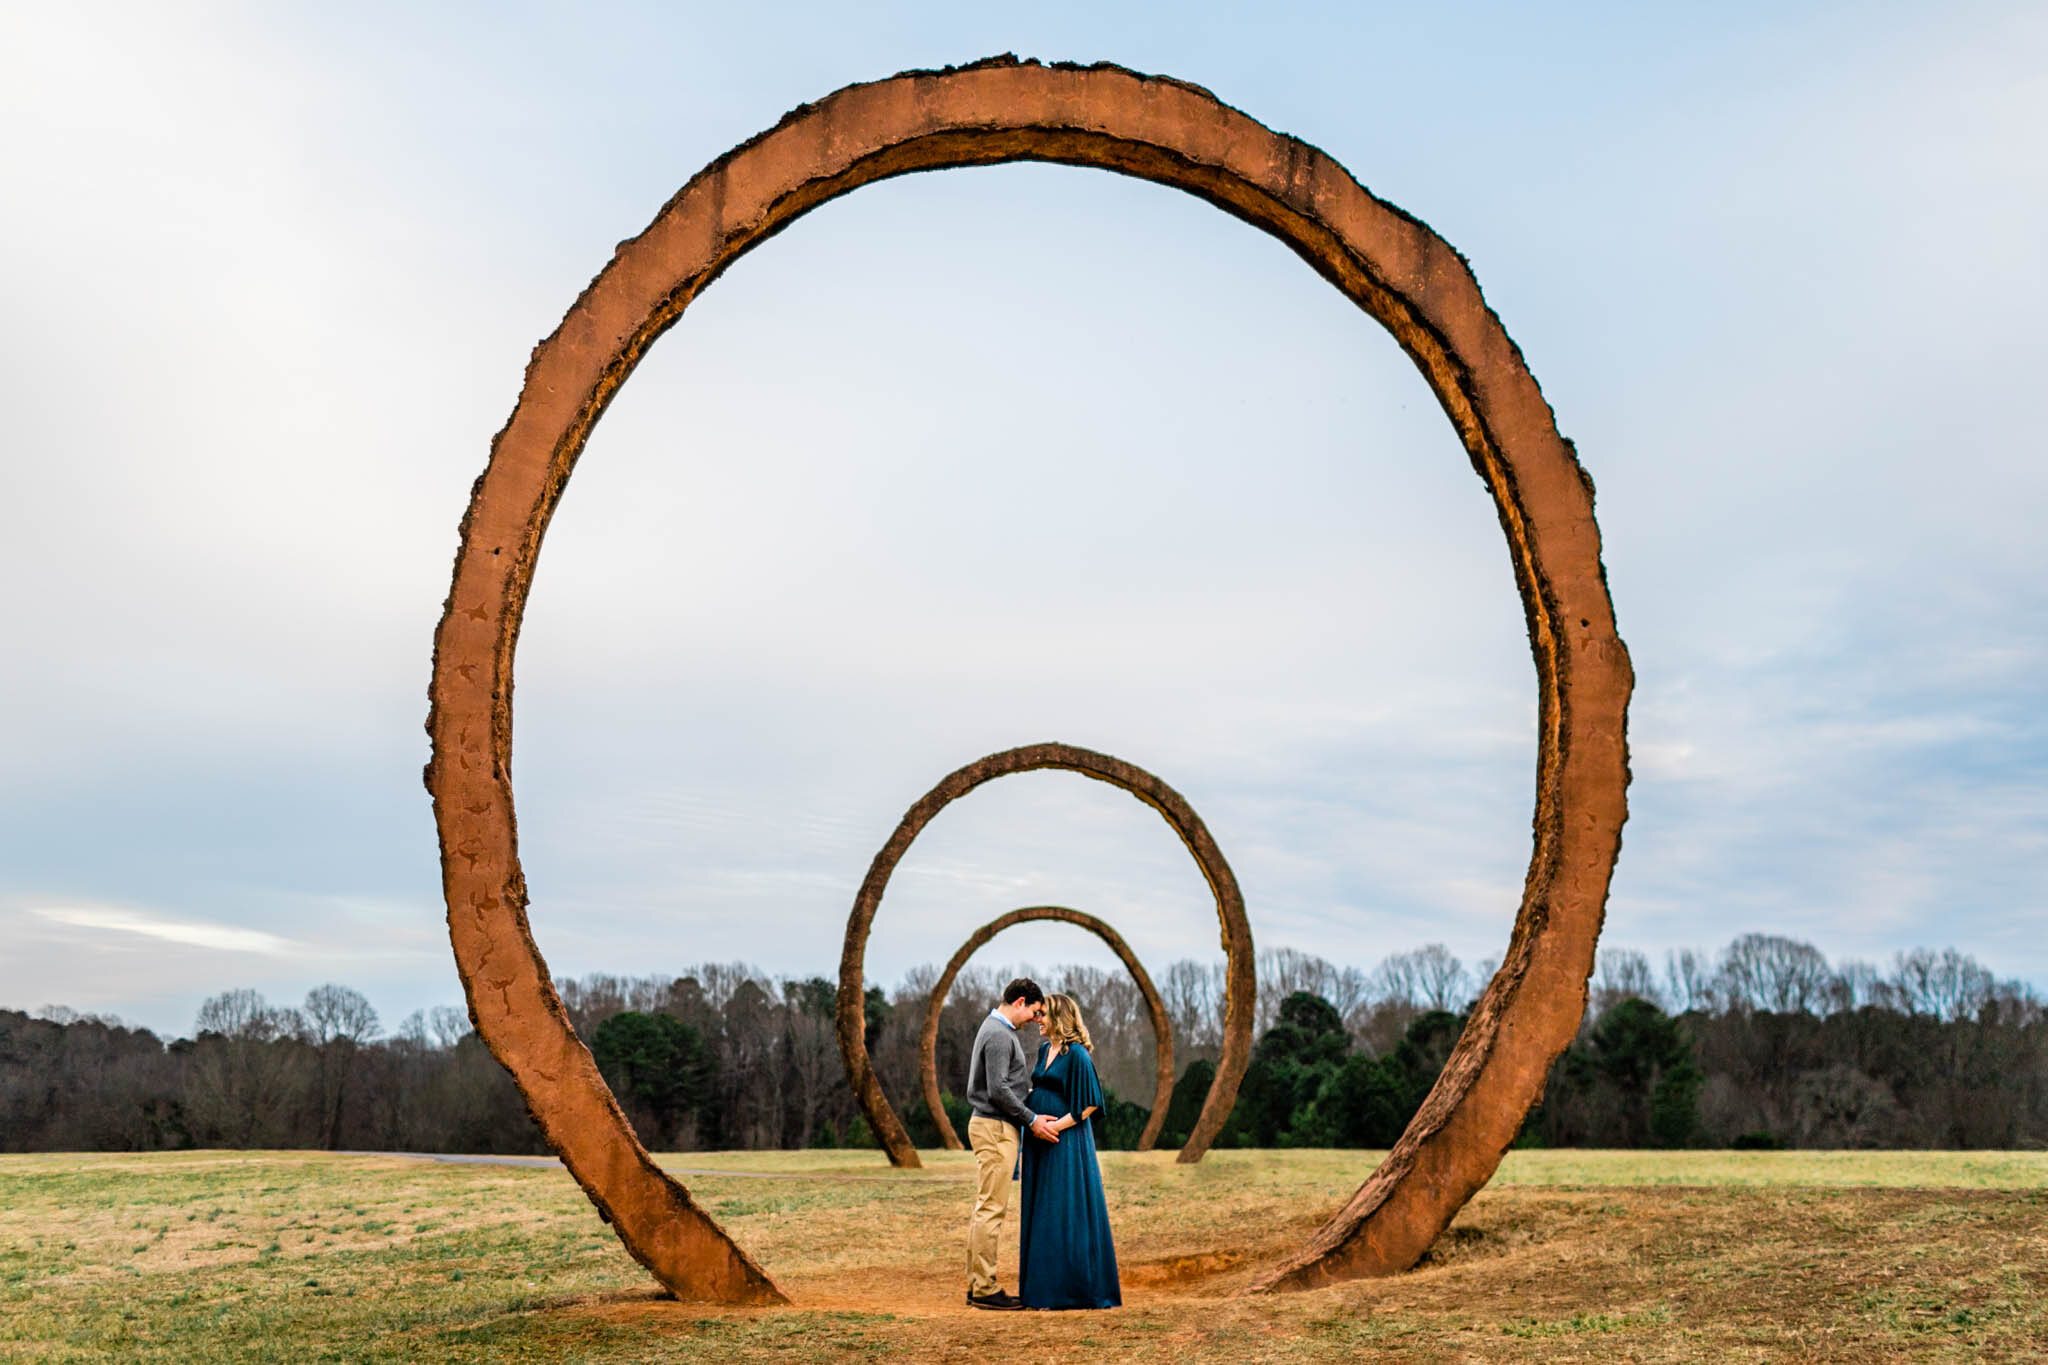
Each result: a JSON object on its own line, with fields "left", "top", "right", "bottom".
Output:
{"left": 1067, "top": 1044, "right": 1106, "bottom": 1141}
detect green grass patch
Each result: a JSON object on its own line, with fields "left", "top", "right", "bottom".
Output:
{"left": 4, "top": 1149, "right": 2047, "bottom": 1362}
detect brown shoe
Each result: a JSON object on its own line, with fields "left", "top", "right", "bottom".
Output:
{"left": 968, "top": 1289, "right": 1024, "bottom": 1310}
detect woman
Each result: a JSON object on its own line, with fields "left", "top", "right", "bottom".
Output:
{"left": 1017, "top": 993, "right": 1121, "bottom": 1309}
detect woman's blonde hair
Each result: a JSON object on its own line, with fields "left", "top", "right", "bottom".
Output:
{"left": 1042, "top": 993, "right": 1092, "bottom": 1050}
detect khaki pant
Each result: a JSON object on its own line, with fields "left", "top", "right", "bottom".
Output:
{"left": 966, "top": 1114, "right": 1020, "bottom": 1296}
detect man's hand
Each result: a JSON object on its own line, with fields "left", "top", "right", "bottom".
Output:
{"left": 1029, "top": 1115, "right": 1060, "bottom": 1143}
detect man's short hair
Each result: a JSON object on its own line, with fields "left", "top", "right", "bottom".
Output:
{"left": 1002, "top": 978, "right": 1044, "bottom": 1008}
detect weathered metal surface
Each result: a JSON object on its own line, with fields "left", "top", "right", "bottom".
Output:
{"left": 839, "top": 744, "right": 1254, "bottom": 1169}
{"left": 426, "top": 55, "right": 1630, "bottom": 1303}
{"left": 917, "top": 907, "right": 1175, "bottom": 1154}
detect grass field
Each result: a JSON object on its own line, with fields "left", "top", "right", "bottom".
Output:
{"left": 4, "top": 1148, "right": 2046, "bottom": 1362}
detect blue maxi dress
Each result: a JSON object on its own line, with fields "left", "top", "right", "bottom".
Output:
{"left": 1018, "top": 1040, "right": 1121, "bottom": 1309}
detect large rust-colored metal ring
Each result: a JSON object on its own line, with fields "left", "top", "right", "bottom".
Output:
{"left": 838, "top": 743, "right": 1253, "bottom": 1170}
{"left": 426, "top": 56, "right": 1630, "bottom": 1304}
{"left": 921, "top": 908, "right": 1179, "bottom": 1154}
{"left": 916, "top": 906, "right": 1175, "bottom": 1153}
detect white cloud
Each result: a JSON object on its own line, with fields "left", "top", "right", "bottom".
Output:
{"left": 29, "top": 904, "right": 297, "bottom": 956}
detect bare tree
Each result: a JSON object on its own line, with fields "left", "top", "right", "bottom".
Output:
{"left": 1825, "top": 958, "right": 1888, "bottom": 1014}
{"left": 429, "top": 1005, "right": 471, "bottom": 1050}
{"left": 1792, "top": 1064, "right": 1906, "bottom": 1147}
{"left": 1161, "top": 959, "right": 1224, "bottom": 1063}
{"left": 899, "top": 962, "right": 944, "bottom": 1008}
{"left": 186, "top": 990, "right": 311, "bottom": 1146}
{"left": 1663, "top": 948, "right": 1718, "bottom": 1014}
{"left": 303, "top": 984, "right": 379, "bottom": 1045}
{"left": 779, "top": 988, "right": 839, "bottom": 1149}
{"left": 302, "top": 985, "right": 379, "bottom": 1149}
{"left": 1373, "top": 944, "right": 1469, "bottom": 1013}
{"left": 1719, "top": 934, "right": 1832, "bottom": 1014}
{"left": 715, "top": 979, "right": 783, "bottom": 1148}
{"left": 697, "top": 963, "right": 771, "bottom": 1015}
{"left": 1047, "top": 965, "right": 1149, "bottom": 1100}
{"left": 195, "top": 988, "right": 301, "bottom": 1042}
{"left": 1257, "top": 948, "right": 1337, "bottom": 1034}
{"left": 556, "top": 973, "right": 678, "bottom": 1036}
{"left": 1415, "top": 945, "right": 1471, "bottom": 1012}
{"left": 1370, "top": 951, "right": 1421, "bottom": 1010}
{"left": 1891, "top": 948, "right": 1994, "bottom": 1023}
{"left": 925, "top": 965, "right": 1019, "bottom": 1111}
{"left": 1592, "top": 949, "right": 1662, "bottom": 1014}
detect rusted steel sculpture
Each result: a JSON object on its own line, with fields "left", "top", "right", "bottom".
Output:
{"left": 840, "top": 744, "right": 1253, "bottom": 1169}
{"left": 918, "top": 907, "right": 1175, "bottom": 1154}
{"left": 426, "top": 56, "right": 1630, "bottom": 1304}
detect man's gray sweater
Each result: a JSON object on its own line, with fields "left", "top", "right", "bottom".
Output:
{"left": 966, "top": 1012, "right": 1035, "bottom": 1128}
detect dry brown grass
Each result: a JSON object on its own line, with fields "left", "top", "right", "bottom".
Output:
{"left": 4, "top": 1149, "right": 2046, "bottom": 1361}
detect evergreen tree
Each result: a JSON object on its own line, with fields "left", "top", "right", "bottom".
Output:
{"left": 1226, "top": 992, "right": 1350, "bottom": 1147}
{"left": 590, "top": 1010, "right": 711, "bottom": 1146}
{"left": 1158, "top": 1057, "right": 1217, "bottom": 1149}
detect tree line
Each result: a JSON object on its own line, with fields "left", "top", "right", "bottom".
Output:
{"left": 3, "top": 935, "right": 2043, "bottom": 1154}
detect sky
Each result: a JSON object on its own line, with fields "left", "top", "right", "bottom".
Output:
{"left": 1, "top": 1, "right": 2042, "bottom": 1041}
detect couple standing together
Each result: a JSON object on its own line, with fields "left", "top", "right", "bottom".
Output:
{"left": 963, "top": 977, "right": 1120, "bottom": 1311}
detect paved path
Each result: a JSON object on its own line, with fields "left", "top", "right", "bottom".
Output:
{"left": 344, "top": 1151, "right": 966, "bottom": 1183}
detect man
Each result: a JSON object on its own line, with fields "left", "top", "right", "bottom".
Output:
{"left": 965, "top": 976, "right": 1061, "bottom": 1309}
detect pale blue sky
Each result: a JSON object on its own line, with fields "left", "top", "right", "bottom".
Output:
{"left": 2, "top": 1, "right": 2042, "bottom": 1038}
